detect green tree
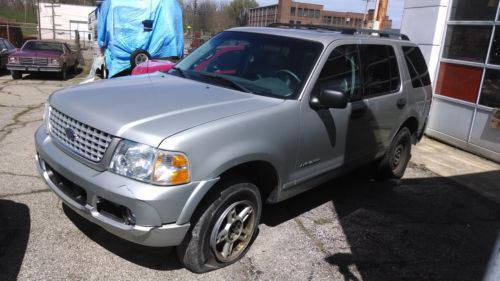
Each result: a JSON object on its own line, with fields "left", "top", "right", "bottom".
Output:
{"left": 225, "top": 0, "right": 258, "bottom": 26}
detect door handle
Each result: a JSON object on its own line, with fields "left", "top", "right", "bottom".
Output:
{"left": 397, "top": 98, "right": 407, "bottom": 109}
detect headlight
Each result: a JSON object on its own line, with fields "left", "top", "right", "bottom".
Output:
{"left": 109, "top": 140, "right": 190, "bottom": 186}
{"left": 8, "top": 56, "right": 18, "bottom": 63}
{"left": 50, "top": 58, "right": 60, "bottom": 65}
{"left": 42, "top": 104, "right": 51, "bottom": 134}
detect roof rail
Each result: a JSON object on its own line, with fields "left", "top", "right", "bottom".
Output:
{"left": 267, "top": 23, "right": 410, "bottom": 41}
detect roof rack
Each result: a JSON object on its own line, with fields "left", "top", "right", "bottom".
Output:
{"left": 267, "top": 23, "right": 410, "bottom": 41}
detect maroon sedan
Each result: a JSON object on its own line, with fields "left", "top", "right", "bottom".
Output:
{"left": 7, "top": 40, "right": 78, "bottom": 80}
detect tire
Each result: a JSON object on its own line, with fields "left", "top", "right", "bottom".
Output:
{"left": 130, "top": 49, "right": 151, "bottom": 68}
{"left": 375, "top": 127, "right": 412, "bottom": 179}
{"left": 59, "top": 64, "right": 67, "bottom": 80}
{"left": 177, "top": 180, "right": 262, "bottom": 273}
{"left": 11, "top": 70, "right": 21, "bottom": 79}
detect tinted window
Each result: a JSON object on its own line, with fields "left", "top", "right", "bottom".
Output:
{"left": 0, "top": 40, "right": 6, "bottom": 50}
{"left": 360, "top": 45, "right": 401, "bottom": 96}
{"left": 442, "top": 25, "right": 492, "bottom": 63}
{"left": 402, "top": 46, "right": 431, "bottom": 88}
{"left": 318, "top": 45, "right": 361, "bottom": 100}
{"left": 450, "top": 0, "right": 499, "bottom": 21}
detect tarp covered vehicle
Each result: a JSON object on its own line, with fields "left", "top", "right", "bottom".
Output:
{"left": 97, "top": 0, "right": 184, "bottom": 78}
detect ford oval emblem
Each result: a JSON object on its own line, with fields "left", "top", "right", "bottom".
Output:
{"left": 64, "top": 127, "right": 77, "bottom": 141}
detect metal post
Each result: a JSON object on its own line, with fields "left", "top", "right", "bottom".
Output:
{"left": 51, "top": 0, "right": 56, "bottom": 39}
{"left": 37, "top": 0, "right": 41, "bottom": 39}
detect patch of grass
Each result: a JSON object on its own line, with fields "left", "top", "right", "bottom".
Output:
{"left": 0, "top": 7, "right": 37, "bottom": 24}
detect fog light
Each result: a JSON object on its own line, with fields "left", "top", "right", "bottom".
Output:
{"left": 124, "top": 208, "right": 136, "bottom": 225}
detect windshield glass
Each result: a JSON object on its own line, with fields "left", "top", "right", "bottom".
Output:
{"left": 22, "top": 41, "right": 63, "bottom": 53}
{"left": 173, "top": 31, "right": 323, "bottom": 99}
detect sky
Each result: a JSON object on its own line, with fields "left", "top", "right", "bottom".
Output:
{"left": 257, "top": 0, "right": 406, "bottom": 29}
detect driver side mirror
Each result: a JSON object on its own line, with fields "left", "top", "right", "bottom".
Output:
{"left": 310, "top": 89, "right": 348, "bottom": 110}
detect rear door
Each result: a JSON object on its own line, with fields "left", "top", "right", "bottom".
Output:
{"left": 358, "top": 43, "right": 407, "bottom": 157}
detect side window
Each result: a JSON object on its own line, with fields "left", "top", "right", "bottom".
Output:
{"left": 402, "top": 46, "right": 431, "bottom": 88}
{"left": 0, "top": 40, "right": 6, "bottom": 50}
{"left": 318, "top": 45, "right": 361, "bottom": 100}
{"left": 360, "top": 45, "right": 401, "bottom": 96}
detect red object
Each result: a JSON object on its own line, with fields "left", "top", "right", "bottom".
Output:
{"left": 131, "top": 45, "right": 245, "bottom": 76}
{"left": 131, "top": 60, "right": 176, "bottom": 75}
{"left": 435, "top": 62, "right": 483, "bottom": 103}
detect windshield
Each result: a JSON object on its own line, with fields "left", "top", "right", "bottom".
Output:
{"left": 22, "top": 41, "right": 64, "bottom": 53}
{"left": 173, "top": 31, "right": 323, "bottom": 99}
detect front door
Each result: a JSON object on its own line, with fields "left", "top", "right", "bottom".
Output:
{"left": 293, "top": 43, "right": 377, "bottom": 184}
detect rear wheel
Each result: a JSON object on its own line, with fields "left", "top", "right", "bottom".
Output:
{"left": 177, "top": 180, "right": 261, "bottom": 273}
{"left": 375, "top": 127, "right": 412, "bottom": 179}
{"left": 11, "top": 70, "right": 22, "bottom": 79}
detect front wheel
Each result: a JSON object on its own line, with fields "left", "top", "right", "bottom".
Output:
{"left": 58, "top": 64, "right": 67, "bottom": 80}
{"left": 177, "top": 181, "right": 261, "bottom": 273}
{"left": 375, "top": 127, "right": 412, "bottom": 179}
{"left": 11, "top": 70, "right": 22, "bottom": 79}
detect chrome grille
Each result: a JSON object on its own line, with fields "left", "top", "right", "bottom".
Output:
{"left": 48, "top": 107, "right": 113, "bottom": 162}
{"left": 20, "top": 57, "right": 48, "bottom": 65}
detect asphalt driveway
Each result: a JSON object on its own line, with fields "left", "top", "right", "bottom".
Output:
{"left": 0, "top": 71, "right": 499, "bottom": 280}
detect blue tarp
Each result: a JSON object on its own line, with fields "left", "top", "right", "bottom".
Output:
{"left": 97, "top": 0, "right": 184, "bottom": 77}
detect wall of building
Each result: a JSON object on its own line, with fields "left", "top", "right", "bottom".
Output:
{"left": 402, "top": 0, "right": 500, "bottom": 163}
{"left": 39, "top": 2, "right": 95, "bottom": 41}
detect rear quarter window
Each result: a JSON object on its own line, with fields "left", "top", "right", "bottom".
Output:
{"left": 402, "top": 46, "right": 431, "bottom": 88}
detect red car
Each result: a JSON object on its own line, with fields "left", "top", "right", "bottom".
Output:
{"left": 131, "top": 45, "right": 245, "bottom": 75}
{"left": 7, "top": 40, "right": 79, "bottom": 80}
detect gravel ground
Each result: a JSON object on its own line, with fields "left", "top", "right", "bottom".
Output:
{"left": 0, "top": 71, "right": 499, "bottom": 281}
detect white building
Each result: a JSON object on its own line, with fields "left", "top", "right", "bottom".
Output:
{"left": 402, "top": 0, "right": 500, "bottom": 163}
{"left": 39, "top": 2, "right": 95, "bottom": 41}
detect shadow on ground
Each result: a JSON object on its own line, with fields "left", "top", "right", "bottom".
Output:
{"left": 63, "top": 204, "right": 182, "bottom": 271}
{"left": 15, "top": 68, "right": 84, "bottom": 81}
{"left": 263, "top": 167, "right": 500, "bottom": 281}
{"left": 0, "top": 200, "right": 30, "bottom": 281}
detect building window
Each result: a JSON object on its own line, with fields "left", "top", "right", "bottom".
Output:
{"left": 436, "top": 63, "right": 482, "bottom": 103}
{"left": 450, "top": 0, "right": 499, "bottom": 21}
{"left": 308, "top": 9, "right": 314, "bottom": 18}
{"left": 315, "top": 10, "right": 320, "bottom": 18}
{"left": 480, "top": 69, "right": 500, "bottom": 108}
{"left": 489, "top": 28, "right": 500, "bottom": 65}
{"left": 298, "top": 8, "right": 303, "bottom": 17}
{"left": 291, "top": 7, "right": 296, "bottom": 16}
{"left": 442, "top": 25, "right": 492, "bottom": 63}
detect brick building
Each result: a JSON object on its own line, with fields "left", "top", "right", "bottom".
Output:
{"left": 247, "top": 0, "right": 392, "bottom": 29}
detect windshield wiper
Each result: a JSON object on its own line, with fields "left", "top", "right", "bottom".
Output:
{"left": 197, "top": 72, "right": 252, "bottom": 93}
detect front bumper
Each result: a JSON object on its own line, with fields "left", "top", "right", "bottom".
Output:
{"left": 35, "top": 126, "right": 217, "bottom": 247}
{"left": 7, "top": 64, "right": 62, "bottom": 72}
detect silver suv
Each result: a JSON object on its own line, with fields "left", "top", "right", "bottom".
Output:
{"left": 35, "top": 26, "right": 432, "bottom": 272}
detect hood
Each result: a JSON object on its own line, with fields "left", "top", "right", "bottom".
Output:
{"left": 49, "top": 73, "right": 283, "bottom": 147}
{"left": 14, "top": 50, "right": 63, "bottom": 58}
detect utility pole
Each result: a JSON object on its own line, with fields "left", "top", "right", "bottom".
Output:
{"left": 373, "top": 0, "right": 389, "bottom": 31}
{"left": 362, "top": 0, "right": 373, "bottom": 28}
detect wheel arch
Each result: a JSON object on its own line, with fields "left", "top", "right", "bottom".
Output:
{"left": 176, "top": 159, "right": 280, "bottom": 225}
